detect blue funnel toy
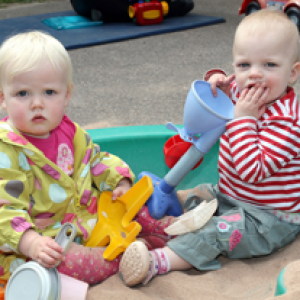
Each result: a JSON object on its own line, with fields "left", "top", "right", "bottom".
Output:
{"left": 139, "top": 80, "right": 235, "bottom": 219}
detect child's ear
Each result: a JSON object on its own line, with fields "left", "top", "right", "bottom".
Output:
{"left": 0, "top": 89, "right": 6, "bottom": 110}
{"left": 289, "top": 62, "right": 300, "bottom": 85}
{"left": 64, "top": 84, "right": 73, "bottom": 107}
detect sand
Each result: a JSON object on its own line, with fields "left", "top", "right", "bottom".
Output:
{"left": 86, "top": 233, "right": 300, "bottom": 300}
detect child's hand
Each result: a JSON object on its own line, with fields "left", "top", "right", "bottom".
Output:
{"left": 208, "top": 73, "right": 235, "bottom": 97}
{"left": 112, "top": 178, "right": 132, "bottom": 200}
{"left": 29, "top": 235, "right": 64, "bottom": 268}
{"left": 19, "top": 230, "right": 64, "bottom": 269}
{"left": 235, "top": 84, "right": 270, "bottom": 119}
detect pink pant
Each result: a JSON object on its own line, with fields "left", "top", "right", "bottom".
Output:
{"left": 57, "top": 243, "right": 121, "bottom": 285}
{"left": 57, "top": 207, "right": 175, "bottom": 285}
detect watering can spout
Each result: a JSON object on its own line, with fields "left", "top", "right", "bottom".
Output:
{"left": 166, "top": 81, "right": 235, "bottom": 153}
{"left": 141, "top": 80, "right": 234, "bottom": 219}
{"left": 182, "top": 80, "right": 234, "bottom": 150}
{"left": 195, "top": 124, "right": 227, "bottom": 153}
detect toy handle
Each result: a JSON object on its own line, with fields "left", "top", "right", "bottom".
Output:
{"left": 54, "top": 223, "right": 77, "bottom": 268}
{"left": 194, "top": 124, "right": 226, "bottom": 153}
{"left": 163, "top": 144, "right": 205, "bottom": 189}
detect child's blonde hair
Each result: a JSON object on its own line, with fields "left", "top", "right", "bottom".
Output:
{"left": 0, "top": 31, "right": 73, "bottom": 90}
{"left": 233, "top": 10, "right": 300, "bottom": 62}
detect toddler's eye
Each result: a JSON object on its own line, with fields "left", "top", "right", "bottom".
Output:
{"left": 266, "top": 62, "right": 276, "bottom": 67}
{"left": 45, "top": 90, "right": 55, "bottom": 95}
{"left": 17, "top": 91, "right": 28, "bottom": 97}
{"left": 238, "top": 63, "right": 250, "bottom": 68}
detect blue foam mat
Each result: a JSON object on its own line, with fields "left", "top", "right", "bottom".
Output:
{"left": 0, "top": 10, "right": 225, "bottom": 50}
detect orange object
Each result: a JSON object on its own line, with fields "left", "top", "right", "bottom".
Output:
{"left": 0, "top": 279, "right": 6, "bottom": 300}
{"left": 85, "top": 175, "right": 153, "bottom": 260}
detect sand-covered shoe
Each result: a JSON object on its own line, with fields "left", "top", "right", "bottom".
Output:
{"left": 119, "top": 241, "right": 150, "bottom": 287}
{"left": 164, "top": 199, "right": 218, "bottom": 235}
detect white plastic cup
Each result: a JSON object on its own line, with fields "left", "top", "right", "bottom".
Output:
{"left": 5, "top": 262, "right": 88, "bottom": 300}
{"left": 60, "top": 273, "right": 88, "bottom": 300}
{"left": 5, "top": 224, "right": 83, "bottom": 300}
{"left": 5, "top": 261, "right": 60, "bottom": 300}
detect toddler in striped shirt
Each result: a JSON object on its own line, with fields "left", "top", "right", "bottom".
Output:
{"left": 119, "top": 9, "right": 300, "bottom": 287}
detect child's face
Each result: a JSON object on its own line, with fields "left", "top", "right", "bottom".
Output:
{"left": 233, "top": 30, "right": 300, "bottom": 104}
{"left": 0, "top": 61, "right": 71, "bottom": 138}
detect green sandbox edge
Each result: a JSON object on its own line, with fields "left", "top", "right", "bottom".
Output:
{"left": 86, "top": 125, "right": 220, "bottom": 190}
{"left": 275, "top": 267, "right": 287, "bottom": 296}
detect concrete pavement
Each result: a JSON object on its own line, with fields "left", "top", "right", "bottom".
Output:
{"left": 1, "top": 0, "right": 296, "bottom": 128}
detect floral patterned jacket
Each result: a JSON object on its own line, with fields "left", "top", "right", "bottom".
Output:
{"left": 0, "top": 121, "right": 135, "bottom": 279}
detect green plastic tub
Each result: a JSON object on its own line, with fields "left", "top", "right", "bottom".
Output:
{"left": 86, "top": 125, "right": 220, "bottom": 190}
{"left": 87, "top": 125, "right": 293, "bottom": 298}
{"left": 275, "top": 267, "right": 287, "bottom": 296}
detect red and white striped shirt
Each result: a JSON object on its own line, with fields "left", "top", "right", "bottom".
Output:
{"left": 218, "top": 82, "right": 300, "bottom": 213}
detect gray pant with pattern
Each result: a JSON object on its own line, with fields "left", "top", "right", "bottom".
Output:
{"left": 168, "top": 184, "right": 300, "bottom": 271}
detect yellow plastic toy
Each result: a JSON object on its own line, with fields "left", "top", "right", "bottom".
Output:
{"left": 85, "top": 175, "right": 153, "bottom": 260}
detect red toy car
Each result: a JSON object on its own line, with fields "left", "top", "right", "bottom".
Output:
{"left": 239, "top": 0, "right": 300, "bottom": 30}
{"left": 70, "top": 0, "right": 194, "bottom": 24}
{"left": 129, "top": 0, "right": 169, "bottom": 25}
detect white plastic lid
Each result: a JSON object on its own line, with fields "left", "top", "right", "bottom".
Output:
{"left": 5, "top": 262, "right": 60, "bottom": 300}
